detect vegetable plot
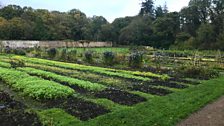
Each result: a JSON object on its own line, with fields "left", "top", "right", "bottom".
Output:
{"left": 0, "top": 67, "right": 74, "bottom": 100}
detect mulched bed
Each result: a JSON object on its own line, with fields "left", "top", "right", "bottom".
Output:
{"left": 131, "top": 84, "right": 172, "bottom": 96}
{"left": 0, "top": 92, "right": 41, "bottom": 126}
{"left": 94, "top": 88, "right": 147, "bottom": 106}
{"left": 44, "top": 96, "right": 110, "bottom": 121}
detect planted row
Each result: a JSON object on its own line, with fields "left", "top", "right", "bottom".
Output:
{"left": 18, "top": 67, "right": 106, "bottom": 91}
{"left": 0, "top": 67, "right": 74, "bottom": 100}
{"left": 25, "top": 63, "right": 133, "bottom": 89}
{"left": 15, "top": 56, "right": 152, "bottom": 81}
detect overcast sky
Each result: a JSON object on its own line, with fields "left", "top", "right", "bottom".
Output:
{"left": 1, "top": 0, "right": 190, "bottom": 22}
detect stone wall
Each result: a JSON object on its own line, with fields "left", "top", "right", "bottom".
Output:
{"left": 0, "top": 40, "right": 113, "bottom": 48}
{"left": 1, "top": 41, "right": 39, "bottom": 48}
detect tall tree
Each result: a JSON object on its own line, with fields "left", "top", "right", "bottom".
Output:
{"left": 0, "top": 5, "right": 23, "bottom": 19}
{"left": 139, "top": 0, "right": 155, "bottom": 19}
{"left": 155, "top": 6, "right": 164, "bottom": 18}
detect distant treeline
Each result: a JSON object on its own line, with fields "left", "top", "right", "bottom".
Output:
{"left": 0, "top": 0, "right": 223, "bottom": 50}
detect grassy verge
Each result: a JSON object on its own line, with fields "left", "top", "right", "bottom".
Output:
{"left": 39, "top": 76, "right": 224, "bottom": 126}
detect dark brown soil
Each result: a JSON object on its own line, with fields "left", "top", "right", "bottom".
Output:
{"left": 44, "top": 96, "right": 110, "bottom": 121}
{"left": 131, "top": 84, "right": 172, "bottom": 96}
{"left": 0, "top": 92, "right": 41, "bottom": 126}
{"left": 94, "top": 88, "right": 147, "bottom": 106}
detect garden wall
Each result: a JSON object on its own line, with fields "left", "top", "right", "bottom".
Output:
{"left": 0, "top": 40, "right": 113, "bottom": 48}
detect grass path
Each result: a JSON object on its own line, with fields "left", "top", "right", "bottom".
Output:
{"left": 39, "top": 76, "right": 224, "bottom": 126}
{"left": 177, "top": 96, "right": 224, "bottom": 126}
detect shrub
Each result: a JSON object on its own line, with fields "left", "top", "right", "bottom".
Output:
{"left": 67, "top": 50, "right": 77, "bottom": 62}
{"left": 60, "top": 48, "right": 68, "bottom": 61}
{"left": 129, "top": 52, "right": 144, "bottom": 68}
{"left": 114, "top": 54, "right": 126, "bottom": 64}
{"left": 84, "top": 51, "right": 93, "bottom": 63}
{"left": 13, "top": 49, "right": 26, "bottom": 55}
{"left": 3, "top": 46, "right": 11, "bottom": 54}
{"left": 176, "top": 65, "right": 219, "bottom": 80}
{"left": 47, "top": 48, "right": 57, "bottom": 59}
{"left": 103, "top": 51, "right": 115, "bottom": 65}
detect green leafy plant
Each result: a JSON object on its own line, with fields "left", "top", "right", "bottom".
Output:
{"left": 9, "top": 58, "right": 25, "bottom": 69}
{"left": 103, "top": 51, "right": 115, "bottom": 65}
{"left": 129, "top": 52, "right": 144, "bottom": 68}
{"left": 176, "top": 65, "right": 219, "bottom": 80}
{"left": 84, "top": 51, "right": 93, "bottom": 63}
{"left": 0, "top": 67, "right": 74, "bottom": 100}
{"left": 47, "top": 48, "right": 57, "bottom": 59}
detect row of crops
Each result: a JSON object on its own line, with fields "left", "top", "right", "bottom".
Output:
{"left": 0, "top": 54, "right": 201, "bottom": 124}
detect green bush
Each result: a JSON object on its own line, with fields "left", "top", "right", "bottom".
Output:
{"left": 103, "top": 51, "right": 115, "bottom": 65}
{"left": 47, "top": 48, "right": 57, "bottom": 59}
{"left": 129, "top": 52, "right": 144, "bottom": 68}
{"left": 14, "top": 49, "right": 26, "bottom": 55}
{"left": 60, "top": 48, "right": 68, "bottom": 61}
{"left": 84, "top": 51, "right": 93, "bottom": 63}
{"left": 3, "top": 46, "right": 11, "bottom": 54}
{"left": 67, "top": 50, "right": 77, "bottom": 62}
{"left": 176, "top": 65, "right": 219, "bottom": 79}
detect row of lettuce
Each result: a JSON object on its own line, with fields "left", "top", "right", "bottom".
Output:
{"left": 0, "top": 55, "right": 170, "bottom": 101}
{"left": 0, "top": 67, "right": 74, "bottom": 100}
{"left": 11, "top": 55, "right": 169, "bottom": 81}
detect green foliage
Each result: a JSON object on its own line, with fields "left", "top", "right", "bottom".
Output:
{"left": 12, "top": 49, "right": 26, "bottom": 55}
{"left": 176, "top": 65, "right": 219, "bottom": 79}
{"left": 84, "top": 51, "right": 93, "bottom": 63}
{"left": 18, "top": 67, "right": 106, "bottom": 91}
{"left": 16, "top": 56, "right": 155, "bottom": 81}
{"left": 3, "top": 46, "right": 11, "bottom": 54}
{"left": 67, "top": 50, "right": 77, "bottom": 62}
{"left": 103, "top": 51, "right": 115, "bottom": 65}
{"left": 38, "top": 108, "right": 81, "bottom": 126}
{"left": 9, "top": 57, "right": 25, "bottom": 69}
{"left": 47, "top": 48, "right": 57, "bottom": 59}
{"left": 0, "top": 1, "right": 223, "bottom": 50}
{"left": 0, "top": 67, "right": 74, "bottom": 100}
{"left": 60, "top": 48, "right": 68, "bottom": 61}
{"left": 129, "top": 52, "right": 144, "bottom": 68}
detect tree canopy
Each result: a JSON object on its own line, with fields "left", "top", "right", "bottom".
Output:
{"left": 0, "top": 0, "right": 224, "bottom": 50}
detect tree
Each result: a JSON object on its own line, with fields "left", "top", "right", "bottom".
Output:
{"left": 99, "top": 24, "right": 115, "bottom": 41}
{"left": 180, "top": 6, "right": 201, "bottom": 36}
{"left": 153, "top": 12, "right": 180, "bottom": 48}
{"left": 196, "top": 23, "right": 215, "bottom": 49}
{"left": 189, "top": 0, "right": 212, "bottom": 23}
{"left": 68, "top": 9, "right": 89, "bottom": 40}
{"left": 8, "top": 17, "right": 31, "bottom": 40}
{"left": 111, "top": 17, "right": 133, "bottom": 43}
{"left": 119, "top": 16, "right": 153, "bottom": 45}
{"left": 0, "top": 17, "right": 9, "bottom": 39}
{"left": 0, "top": 5, "right": 23, "bottom": 20}
{"left": 89, "top": 16, "right": 108, "bottom": 41}
{"left": 211, "top": 0, "right": 224, "bottom": 37}
{"left": 139, "top": 0, "right": 155, "bottom": 19}
{"left": 163, "top": 2, "right": 169, "bottom": 14}
{"left": 155, "top": 6, "right": 164, "bottom": 18}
